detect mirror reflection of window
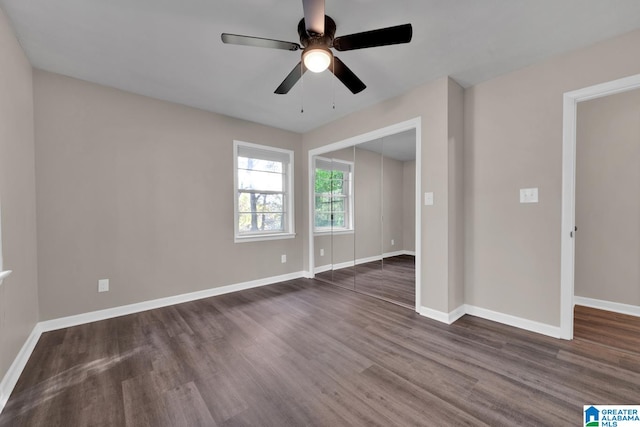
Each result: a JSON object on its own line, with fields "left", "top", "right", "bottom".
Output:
{"left": 313, "top": 157, "right": 354, "bottom": 233}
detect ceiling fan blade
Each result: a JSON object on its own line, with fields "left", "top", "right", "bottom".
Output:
{"left": 330, "top": 57, "right": 366, "bottom": 94}
{"left": 221, "top": 33, "right": 300, "bottom": 51}
{"left": 275, "top": 61, "right": 307, "bottom": 94}
{"left": 333, "top": 23, "right": 412, "bottom": 51}
{"left": 302, "top": 0, "right": 325, "bottom": 35}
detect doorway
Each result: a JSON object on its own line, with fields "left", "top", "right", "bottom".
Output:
{"left": 560, "top": 73, "right": 640, "bottom": 339}
{"left": 308, "top": 118, "right": 421, "bottom": 311}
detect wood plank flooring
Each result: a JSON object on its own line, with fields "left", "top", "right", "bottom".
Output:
{"left": 1, "top": 281, "right": 639, "bottom": 426}
{"left": 574, "top": 304, "right": 640, "bottom": 353}
{"left": 354, "top": 255, "right": 415, "bottom": 307}
{"left": 316, "top": 255, "right": 415, "bottom": 307}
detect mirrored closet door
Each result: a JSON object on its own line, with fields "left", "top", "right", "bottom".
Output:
{"left": 313, "top": 129, "right": 416, "bottom": 308}
{"left": 313, "top": 147, "right": 355, "bottom": 290}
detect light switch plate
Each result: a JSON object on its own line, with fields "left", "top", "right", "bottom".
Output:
{"left": 424, "top": 192, "right": 434, "bottom": 206}
{"left": 98, "top": 279, "right": 109, "bottom": 293}
{"left": 520, "top": 188, "right": 539, "bottom": 203}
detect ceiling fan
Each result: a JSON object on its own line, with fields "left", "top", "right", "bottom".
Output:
{"left": 221, "top": 0, "right": 412, "bottom": 95}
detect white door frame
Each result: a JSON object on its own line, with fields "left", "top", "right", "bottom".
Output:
{"left": 560, "top": 73, "right": 640, "bottom": 339}
{"left": 308, "top": 117, "right": 422, "bottom": 312}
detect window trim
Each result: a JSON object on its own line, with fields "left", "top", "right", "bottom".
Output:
{"left": 313, "top": 156, "right": 354, "bottom": 234}
{"left": 233, "top": 140, "right": 295, "bottom": 243}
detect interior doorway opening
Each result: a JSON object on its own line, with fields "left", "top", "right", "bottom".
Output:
{"left": 560, "top": 73, "right": 640, "bottom": 339}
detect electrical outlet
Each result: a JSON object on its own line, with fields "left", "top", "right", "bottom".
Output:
{"left": 98, "top": 279, "right": 109, "bottom": 293}
{"left": 281, "top": 254, "right": 287, "bottom": 263}
{"left": 520, "top": 188, "right": 539, "bottom": 203}
{"left": 320, "top": 248, "right": 324, "bottom": 256}
{"left": 391, "top": 239, "right": 395, "bottom": 246}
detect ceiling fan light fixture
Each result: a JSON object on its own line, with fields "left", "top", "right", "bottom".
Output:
{"left": 303, "top": 47, "right": 332, "bottom": 73}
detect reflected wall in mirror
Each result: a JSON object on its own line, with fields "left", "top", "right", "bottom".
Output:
{"left": 313, "top": 147, "right": 355, "bottom": 290}
{"left": 354, "top": 130, "right": 416, "bottom": 307}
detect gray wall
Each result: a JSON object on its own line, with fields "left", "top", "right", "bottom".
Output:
{"left": 354, "top": 148, "right": 382, "bottom": 261}
{"left": 382, "top": 155, "right": 405, "bottom": 255}
{"left": 575, "top": 89, "right": 640, "bottom": 306}
{"left": 464, "top": 29, "right": 640, "bottom": 326}
{"left": 402, "top": 160, "right": 416, "bottom": 253}
{"left": 448, "top": 79, "right": 465, "bottom": 311}
{"left": 34, "top": 70, "right": 303, "bottom": 320}
{"left": 0, "top": 7, "right": 39, "bottom": 385}
{"left": 402, "top": 160, "right": 416, "bottom": 252}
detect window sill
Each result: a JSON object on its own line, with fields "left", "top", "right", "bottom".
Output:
{"left": 314, "top": 229, "right": 354, "bottom": 237}
{"left": 0, "top": 270, "right": 12, "bottom": 286}
{"left": 235, "top": 233, "right": 296, "bottom": 243}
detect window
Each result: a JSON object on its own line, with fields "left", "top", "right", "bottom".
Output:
{"left": 234, "top": 141, "right": 295, "bottom": 242}
{"left": 314, "top": 157, "right": 354, "bottom": 233}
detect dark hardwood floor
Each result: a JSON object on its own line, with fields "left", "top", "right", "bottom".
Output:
{"left": 2, "top": 280, "right": 639, "bottom": 426}
{"left": 316, "top": 255, "right": 415, "bottom": 307}
{"left": 574, "top": 304, "right": 640, "bottom": 354}
{"left": 355, "top": 255, "right": 415, "bottom": 307}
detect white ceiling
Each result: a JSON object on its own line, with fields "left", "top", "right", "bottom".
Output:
{"left": 2, "top": 0, "right": 640, "bottom": 133}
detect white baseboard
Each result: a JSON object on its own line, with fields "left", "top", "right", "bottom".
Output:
{"left": 574, "top": 296, "right": 640, "bottom": 318}
{"left": 39, "top": 271, "right": 306, "bottom": 332}
{"left": 448, "top": 305, "right": 467, "bottom": 323}
{"left": 0, "top": 323, "right": 43, "bottom": 414}
{"left": 419, "top": 305, "right": 465, "bottom": 324}
{"left": 419, "top": 306, "right": 449, "bottom": 323}
{"left": 383, "top": 250, "right": 405, "bottom": 258}
{"left": 464, "top": 304, "right": 562, "bottom": 338}
{"left": 314, "top": 264, "right": 332, "bottom": 274}
{"left": 418, "top": 304, "right": 561, "bottom": 338}
{"left": 0, "top": 271, "right": 305, "bottom": 415}
{"left": 313, "top": 250, "right": 415, "bottom": 274}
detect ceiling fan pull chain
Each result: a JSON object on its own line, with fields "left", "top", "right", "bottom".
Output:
{"left": 332, "top": 59, "right": 336, "bottom": 110}
{"left": 301, "top": 65, "right": 304, "bottom": 113}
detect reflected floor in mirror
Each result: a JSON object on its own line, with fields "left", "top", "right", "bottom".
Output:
{"left": 316, "top": 255, "right": 415, "bottom": 308}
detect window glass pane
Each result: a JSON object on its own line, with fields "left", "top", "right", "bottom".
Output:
{"left": 315, "top": 196, "right": 333, "bottom": 213}
{"left": 315, "top": 213, "right": 333, "bottom": 228}
{"left": 331, "top": 199, "right": 345, "bottom": 211}
{"left": 339, "top": 177, "right": 351, "bottom": 194}
{"left": 314, "top": 161, "right": 352, "bottom": 231}
{"left": 238, "top": 157, "right": 283, "bottom": 173}
{"left": 238, "top": 192, "right": 284, "bottom": 213}
{"left": 332, "top": 213, "right": 346, "bottom": 228}
{"left": 315, "top": 180, "right": 332, "bottom": 194}
{"left": 238, "top": 213, "right": 285, "bottom": 233}
{"left": 238, "top": 169, "right": 284, "bottom": 192}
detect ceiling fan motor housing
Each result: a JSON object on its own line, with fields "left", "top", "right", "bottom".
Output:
{"left": 298, "top": 16, "right": 336, "bottom": 49}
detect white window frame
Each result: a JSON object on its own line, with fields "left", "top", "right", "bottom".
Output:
{"left": 313, "top": 156, "right": 354, "bottom": 235}
{"left": 233, "top": 140, "right": 295, "bottom": 243}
